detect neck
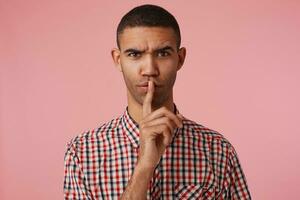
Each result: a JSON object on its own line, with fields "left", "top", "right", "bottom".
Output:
{"left": 127, "top": 92, "right": 175, "bottom": 125}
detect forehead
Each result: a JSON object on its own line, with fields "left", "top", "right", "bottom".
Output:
{"left": 118, "top": 27, "right": 177, "bottom": 50}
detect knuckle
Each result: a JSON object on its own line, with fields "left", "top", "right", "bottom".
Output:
{"left": 140, "top": 122, "right": 145, "bottom": 129}
{"left": 166, "top": 126, "right": 172, "bottom": 133}
{"left": 142, "top": 126, "right": 149, "bottom": 132}
{"left": 163, "top": 125, "right": 169, "bottom": 132}
{"left": 165, "top": 119, "right": 172, "bottom": 127}
{"left": 164, "top": 117, "right": 171, "bottom": 124}
{"left": 140, "top": 119, "right": 145, "bottom": 124}
{"left": 168, "top": 118, "right": 176, "bottom": 126}
{"left": 168, "top": 122, "right": 174, "bottom": 129}
{"left": 161, "top": 106, "right": 167, "bottom": 112}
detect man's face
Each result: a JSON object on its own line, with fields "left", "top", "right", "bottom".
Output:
{"left": 112, "top": 27, "right": 186, "bottom": 108}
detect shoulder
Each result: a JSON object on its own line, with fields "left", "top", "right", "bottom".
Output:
{"left": 179, "top": 117, "right": 242, "bottom": 172}
{"left": 179, "top": 117, "right": 235, "bottom": 153}
{"left": 65, "top": 116, "right": 122, "bottom": 156}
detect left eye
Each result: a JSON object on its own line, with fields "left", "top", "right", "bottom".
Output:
{"left": 157, "top": 51, "right": 170, "bottom": 57}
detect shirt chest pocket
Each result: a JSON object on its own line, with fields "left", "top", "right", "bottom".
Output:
{"left": 174, "top": 184, "right": 218, "bottom": 200}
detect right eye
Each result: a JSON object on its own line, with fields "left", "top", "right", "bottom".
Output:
{"left": 127, "top": 52, "right": 141, "bottom": 58}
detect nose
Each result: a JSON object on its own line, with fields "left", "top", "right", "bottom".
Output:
{"left": 140, "top": 54, "right": 159, "bottom": 77}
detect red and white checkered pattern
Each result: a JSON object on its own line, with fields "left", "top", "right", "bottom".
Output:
{"left": 64, "top": 105, "right": 251, "bottom": 199}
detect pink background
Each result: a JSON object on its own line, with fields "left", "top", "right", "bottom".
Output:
{"left": 1, "top": 0, "right": 300, "bottom": 199}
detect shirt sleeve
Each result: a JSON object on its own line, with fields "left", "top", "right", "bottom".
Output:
{"left": 63, "top": 142, "right": 92, "bottom": 200}
{"left": 228, "top": 145, "right": 252, "bottom": 200}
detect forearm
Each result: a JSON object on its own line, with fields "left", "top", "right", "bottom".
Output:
{"left": 120, "top": 164, "right": 155, "bottom": 200}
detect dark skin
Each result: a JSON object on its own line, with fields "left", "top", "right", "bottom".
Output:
{"left": 111, "top": 26, "right": 186, "bottom": 199}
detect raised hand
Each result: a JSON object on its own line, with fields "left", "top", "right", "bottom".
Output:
{"left": 120, "top": 80, "right": 184, "bottom": 199}
{"left": 138, "top": 80, "right": 183, "bottom": 170}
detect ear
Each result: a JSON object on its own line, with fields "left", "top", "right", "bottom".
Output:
{"left": 111, "top": 48, "right": 122, "bottom": 72}
{"left": 177, "top": 47, "right": 186, "bottom": 71}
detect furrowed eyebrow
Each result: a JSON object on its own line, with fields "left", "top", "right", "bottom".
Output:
{"left": 123, "top": 46, "right": 175, "bottom": 54}
{"left": 123, "top": 48, "right": 144, "bottom": 54}
{"left": 155, "top": 46, "right": 175, "bottom": 52}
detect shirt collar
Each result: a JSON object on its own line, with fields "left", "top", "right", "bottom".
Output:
{"left": 121, "top": 107, "right": 140, "bottom": 148}
{"left": 121, "top": 104, "right": 180, "bottom": 148}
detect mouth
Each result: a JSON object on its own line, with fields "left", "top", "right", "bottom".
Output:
{"left": 137, "top": 82, "right": 161, "bottom": 88}
{"left": 136, "top": 82, "right": 162, "bottom": 92}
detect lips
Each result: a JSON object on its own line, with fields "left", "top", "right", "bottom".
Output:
{"left": 137, "top": 81, "right": 161, "bottom": 88}
{"left": 137, "top": 83, "right": 149, "bottom": 87}
{"left": 136, "top": 81, "right": 162, "bottom": 93}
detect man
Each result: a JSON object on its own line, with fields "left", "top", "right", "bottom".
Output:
{"left": 64, "top": 4, "right": 251, "bottom": 200}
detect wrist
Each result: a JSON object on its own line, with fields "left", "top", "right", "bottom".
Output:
{"left": 135, "top": 162, "right": 156, "bottom": 177}
{"left": 120, "top": 162, "right": 155, "bottom": 199}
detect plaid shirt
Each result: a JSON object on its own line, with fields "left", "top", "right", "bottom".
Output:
{"left": 64, "top": 106, "right": 251, "bottom": 199}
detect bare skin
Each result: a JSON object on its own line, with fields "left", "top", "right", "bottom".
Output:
{"left": 111, "top": 27, "right": 186, "bottom": 199}
{"left": 111, "top": 27, "right": 186, "bottom": 125}
{"left": 120, "top": 80, "right": 183, "bottom": 199}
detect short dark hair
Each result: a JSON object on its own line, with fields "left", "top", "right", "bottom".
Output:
{"left": 116, "top": 4, "right": 181, "bottom": 49}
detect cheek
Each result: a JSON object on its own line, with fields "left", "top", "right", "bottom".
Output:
{"left": 159, "top": 59, "right": 178, "bottom": 77}
{"left": 120, "top": 62, "right": 139, "bottom": 85}
{"left": 121, "top": 58, "right": 140, "bottom": 72}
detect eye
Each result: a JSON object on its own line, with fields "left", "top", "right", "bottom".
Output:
{"left": 127, "top": 52, "right": 141, "bottom": 58}
{"left": 157, "top": 51, "right": 170, "bottom": 57}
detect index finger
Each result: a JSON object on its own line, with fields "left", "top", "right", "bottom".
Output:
{"left": 142, "top": 80, "right": 155, "bottom": 118}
